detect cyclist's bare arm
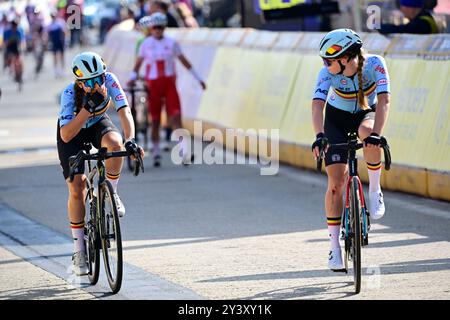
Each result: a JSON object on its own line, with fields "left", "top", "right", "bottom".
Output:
{"left": 118, "top": 107, "right": 144, "bottom": 158}
{"left": 117, "top": 107, "right": 135, "bottom": 141}
{"left": 128, "top": 57, "right": 144, "bottom": 85}
{"left": 178, "top": 54, "right": 206, "bottom": 90}
{"left": 312, "top": 99, "right": 326, "bottom": 158}
{"left": 178, "top": 54, "right": 192, "bottom": 69}
{"left": 132, "top": 56, "right": 144, "bottom": 75}
{"left": 372, "top": 93, "right": 390, "bottom": 136}
{"left": 60, "top": 109, "right": 91, "bottom": 143}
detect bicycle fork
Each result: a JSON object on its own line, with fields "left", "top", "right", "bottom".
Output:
{"left": 342, "top": 175, "right": 370, "bottom": 249}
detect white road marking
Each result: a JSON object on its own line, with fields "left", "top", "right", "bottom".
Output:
{"left": 0, "top": 203, "right": 204, "bottom": 299}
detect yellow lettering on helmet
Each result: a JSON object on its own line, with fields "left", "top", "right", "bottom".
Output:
{"left": 259, "top": 0, "right": 306, "bottom": 11}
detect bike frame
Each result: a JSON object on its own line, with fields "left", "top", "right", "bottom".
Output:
{"left": 343, "top": 140, "right": 369, "bottom": 246}
{"left": 85, "top": 148, "right": 110, "bottom": 241}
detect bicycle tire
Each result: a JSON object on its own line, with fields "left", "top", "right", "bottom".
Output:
{"left": 349, "top": 176, "right": 362, "bottom": 294}
{"left": 99, "top": 180, "right": 123, "bottom": 294}
{"left": 85, "top": 185, "right": 100, "bottom": 285}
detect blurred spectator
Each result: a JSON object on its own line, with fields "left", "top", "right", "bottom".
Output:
{"left": 25, "top": 0, "right": 36, "bottom": 25}
{"left": 56, "top": 0, "right": 67, "bottom": 19}
{"left": 424, "top": 0, "right": 437, "bottom": 10}
{"left": 28, "top": 7, "right": 45, "bottom": 52}
{"left": 379, "top": 0, "right": 439, "bottom": 34}
{"left": 176, "top": 0, "right": 193, "bottom": 12}
{"left": 135, "top": 0, "right": 150, "bottom": 23}
{"left": 173, "top": 0, "right": 199, "bottom": 27}
{"left": 150, "top": 1, "right": 181, "bottom": 27}
{"left": 3, "top": 18, "right": 25, "bottom": 89}
{"left": 98, "top": 2, "right": 121, "bottom": 44}
{"left": 46, "top": 12, "right": 67, "bottom": 78}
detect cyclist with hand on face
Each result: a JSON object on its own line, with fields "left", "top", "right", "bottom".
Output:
{"left": 128, "top": 12, "right": 206, "bottom": 167}
{"left": 311, "top": 29, "right": 391, "bottom": 271}
{"left": 57, "top": 52, "right": 144, "bottom": 276}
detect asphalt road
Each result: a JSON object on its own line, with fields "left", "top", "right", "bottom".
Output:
{"left": 0, "top": 45, "right": 449, "bottom": 300}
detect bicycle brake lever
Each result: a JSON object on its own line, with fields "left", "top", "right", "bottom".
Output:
{"left": 379, "top": 137, "right": 391, "bottom": 171}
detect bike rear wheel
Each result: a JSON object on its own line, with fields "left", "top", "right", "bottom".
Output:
{"left": 85, "top": 186, "right": 100, "bottom": 285}
{"left": 349, "top": 177, "right": 362, "bottom": 294}
{"left": 99, "top": 180, "right": 123, "bottom": 294}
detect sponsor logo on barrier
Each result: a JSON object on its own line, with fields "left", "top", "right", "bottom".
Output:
{"left": 170, "top": 121, "right": 279, "bottom": 176}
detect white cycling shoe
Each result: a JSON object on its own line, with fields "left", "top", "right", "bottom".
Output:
{"left": 328, "top": 248, "right": 344, "bottom": 271}
{"left": 113, "top": 193, "right": 126, "bottom": 218}
{"left": 72, "top": 251, "right": 88, "bottom": 276}
{"left": 369, "top": 190, "right": 385, "bottom": 220}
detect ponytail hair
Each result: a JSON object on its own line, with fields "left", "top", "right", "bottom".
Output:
{"left": 356, "top": 49, "right": 369, "bottom": 110}
{"left": 74, "top": 81, "right": 85, "bottom": 114}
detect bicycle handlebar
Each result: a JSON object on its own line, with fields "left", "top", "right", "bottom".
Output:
{"left": 68, "top": 147, "right": 144, "bottom": 182}
{"left": 316, "top": 136, "right": 392, "bottom": 173}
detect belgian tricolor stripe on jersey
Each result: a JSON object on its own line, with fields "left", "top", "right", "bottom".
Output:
{"left": 334, "top": 82, "right": 376, "bottom": 99}
{"left": 92, "top": 99, "right": 110, "bottom": 116}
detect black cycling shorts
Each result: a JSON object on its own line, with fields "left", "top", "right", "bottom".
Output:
{"left": 324, "top": 103, "right": 375, "bottom": 166}
{"left": 57, "top": 115, "right": 120, "bottom": 180}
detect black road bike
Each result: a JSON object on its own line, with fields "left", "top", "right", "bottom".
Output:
{"left": 68, "top": 143, "right": 144, "bottom": 293}
{"left": 317, "top": 132, "right": 391, "bottom": 294}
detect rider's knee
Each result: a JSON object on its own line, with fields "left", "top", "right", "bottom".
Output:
{"left": 68, "top": 176, "right": 86, "bottom": 199}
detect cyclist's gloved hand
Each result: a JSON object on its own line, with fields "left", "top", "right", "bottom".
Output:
{"left": 83, "top": 91, "right": 109, "bottom": 114}
{"left": 125, "top": 138, "right": 139, "bottom": 155}
{"left": 312, "top": 132, "right": 328, "bottom": 158}
{"left": 364, "top": 132, "right": 381, "bottom": 147}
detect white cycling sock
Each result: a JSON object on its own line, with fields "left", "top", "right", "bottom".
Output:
{"left": 106, "top": 172, "right": 120, "bottom": 193}
{"left": 367, "top": 162, "right": 382, "bottom": 192}
{"left": 71, "top": 222, "right": 85, "bottom": 253}
{"left": 327, "top": 216, "right": 341, "bottom": 249}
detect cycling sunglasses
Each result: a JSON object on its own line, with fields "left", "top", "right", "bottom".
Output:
{"left": 322, "top": 58, "right": 334, "bottom": 67}
{"left": 81, "top": 74, "right": 106, "bottom": 89}
{"left": 152, "top": 25, "right": 165, "bottom": 30}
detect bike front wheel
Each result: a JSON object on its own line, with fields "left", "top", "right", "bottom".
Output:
{"left": 99, "top": 180, "right": 123, "bottom": 294}
{"left": 85, "top": 186, "right": 100, "bottom": 285}
{"left": 349, "top": 176, "right": 362, "bottom": 294}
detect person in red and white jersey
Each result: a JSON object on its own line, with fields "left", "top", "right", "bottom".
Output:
{"left": 128, "top": 12, "right": 206, "bottom": 167}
